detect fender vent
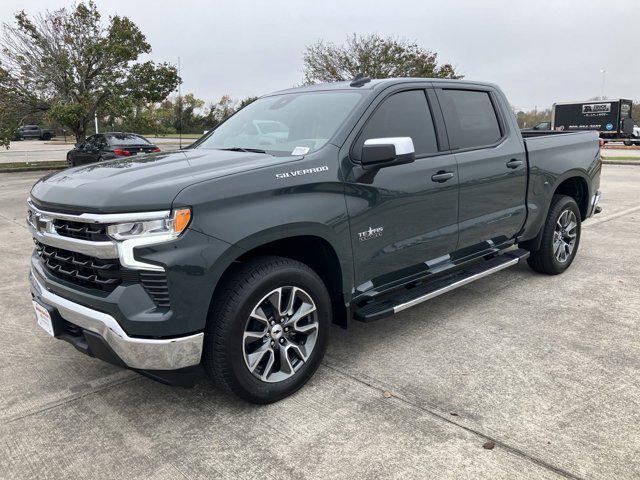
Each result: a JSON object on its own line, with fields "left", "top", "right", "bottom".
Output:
{"left": 139, "top": 271, "right": 170, "bottom": 308}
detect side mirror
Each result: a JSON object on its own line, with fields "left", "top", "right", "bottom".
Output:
{"left": 361, "top": 137, "right": 415, "bottom": 169}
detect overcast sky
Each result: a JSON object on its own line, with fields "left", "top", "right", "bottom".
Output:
{"left": 2, "top": 0, "right": 638, "bottom": 111}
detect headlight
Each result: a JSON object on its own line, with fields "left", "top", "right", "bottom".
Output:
{"left": 107, "top": 208, "right": 191, "bottom": 241}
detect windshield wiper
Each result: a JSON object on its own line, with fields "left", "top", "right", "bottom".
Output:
{"left": 219, "top": 147, "right": 268, "bottom": 154}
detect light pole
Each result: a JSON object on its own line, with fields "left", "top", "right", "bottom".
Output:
{"left": 600, "top": 69, "right": 607, "bottom": 100}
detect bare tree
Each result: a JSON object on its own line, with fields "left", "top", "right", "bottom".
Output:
{"left": 302, "top": 34, "right": 462, "bottom": 84}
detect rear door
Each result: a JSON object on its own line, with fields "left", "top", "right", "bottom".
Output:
{"left": 434, "top": 85, "right": 527, "bottom": 255}
{"left": 343, "top": 86, "right": 459, "bottom": 294}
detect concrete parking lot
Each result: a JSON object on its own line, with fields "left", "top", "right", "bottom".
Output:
{"left": 1, "top": 165, "right": 639, "bottom": 479}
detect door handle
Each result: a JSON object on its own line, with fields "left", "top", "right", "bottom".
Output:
{"left": 431, "top": 171, "right": 455, "bottom": 183}
{"left": 506, "top": 159, "right": 523, "bottom": 169}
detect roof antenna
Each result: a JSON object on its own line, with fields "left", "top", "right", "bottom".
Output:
{"left": 350, "top": 73, "right": 371, "bottom": 87}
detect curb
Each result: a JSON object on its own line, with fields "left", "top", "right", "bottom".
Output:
{"left": 602, "top": 160, "right": 640, "bottom": 166}
{"left": 0, "top": 165, "right": 67, "bottom": 173}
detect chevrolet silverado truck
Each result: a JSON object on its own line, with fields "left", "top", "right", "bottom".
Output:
{"left": 28, "top": 77, "right": 602, "bottom": 403}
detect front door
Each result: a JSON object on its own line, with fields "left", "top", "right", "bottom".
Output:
{"left": 342, "top": 87, "right": 460, "bottom": 295}
{"left": 434, "top": 86, "right": 527, "bottom": 255}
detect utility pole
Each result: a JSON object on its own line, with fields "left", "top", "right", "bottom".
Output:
{"left": 94, "top": 111, "right": 99, "bottom": 134}
{"left": 600, "top": 69, "right": 607, "bottom": 100}
{"left": 178, "top": 56, "right": 182, "bottom": 150}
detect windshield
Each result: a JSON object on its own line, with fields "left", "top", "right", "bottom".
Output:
{"left": 195, "top": 91, "right": 364, "bottom": 156}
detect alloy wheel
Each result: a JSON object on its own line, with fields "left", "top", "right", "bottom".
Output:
{"left": 553, "top": 209, "right": 578, "bottom": 263}
{"left": 242, "top": 286, "right": 319, "bottom": 383}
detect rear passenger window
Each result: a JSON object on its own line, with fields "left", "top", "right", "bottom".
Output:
{"left": 353, "top": 90, "right": 438, "bottom": 160}
{"left": 438, "top": 89, "right": 502, "bottom": 149}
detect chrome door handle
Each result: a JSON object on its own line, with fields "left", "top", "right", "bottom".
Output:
{"left": 431, "top": 171, "right": 454, "bottom": 183}
{"left": 506, "top": 159, "right": 523, "bottom": 169}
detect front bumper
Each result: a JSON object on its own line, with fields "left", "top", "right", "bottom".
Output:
{"left": 30, "top": 269, "right": 203, "bottom": 370}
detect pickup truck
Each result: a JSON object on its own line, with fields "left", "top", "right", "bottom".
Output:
{"left": 27, "top": 78, "right": 602, "bottom": 403}
{"left": 18, "top": 124, "right": 56, "bottom": 141}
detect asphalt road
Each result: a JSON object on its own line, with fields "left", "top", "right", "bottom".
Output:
{"left": 1, "top": 166, "right": 639, "bottom": 479}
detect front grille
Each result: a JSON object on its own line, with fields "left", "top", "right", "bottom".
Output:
{"left": 53, "top": 219, "right": 109, "bottom": 242}
{"left": 140, "top": 271, "right": 171, "bottom": 308}
{"left": 35, "top": 241, "right": 170, "bottom": 308}
{"left": 36, "top": 241, "right": 122, "bottom": 292}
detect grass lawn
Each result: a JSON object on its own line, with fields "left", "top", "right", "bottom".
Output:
{"left": 601, "top": 156, "right": 640, "bottom": 162}
{"left": 0, "top": 161, "right": 67, "bottom": 172}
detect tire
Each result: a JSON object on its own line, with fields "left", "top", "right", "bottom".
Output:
{"left": 624, "top": 140, "right": 633, "bottom": 147}
{"left": 67, "top": 154, "right": 75, "bottom": 167}
{"left": 42, "top": 133, "right": 52, "bottom": 141}
{"left": 527, "top": 195, "right": 581, "bottom": 275}
{"left": 203, "top": 256, "right": 331, "bottom": 403}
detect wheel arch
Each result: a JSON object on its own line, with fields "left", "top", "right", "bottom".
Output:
{"left": 521, "top": 172, "right": 590, "bottom": 252}
{"left": 210, "top": 228, "right": 351, "bottom": 328}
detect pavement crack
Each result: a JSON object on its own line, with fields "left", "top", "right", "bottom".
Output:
{"left": 1, "top": 373, "right": 141, "bottom": 425}
{"left": 0, "top": 211, "right": 28, "bottom": 230}
{"left": 322, "top": 361, "right": 585, "bottom": 480}
{"left": 583, "top": 204, "right": 640, "bottom": 229}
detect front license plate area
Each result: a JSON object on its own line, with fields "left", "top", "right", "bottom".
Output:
{"left": 33, "top": 300, "right": 55, "bottom": 336}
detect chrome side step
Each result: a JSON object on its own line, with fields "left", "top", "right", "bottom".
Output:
{"left": 353, "top": 248, "right": 530, "bottom": 322}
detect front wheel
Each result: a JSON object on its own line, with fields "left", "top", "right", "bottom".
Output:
{"left": 203, "top": 256, "right": 331, "bottom": 403}
{"left": 527, "top": 195, "right": 582, "bottom": 275}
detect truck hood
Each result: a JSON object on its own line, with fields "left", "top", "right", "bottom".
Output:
{"left": 30, "top": 149, "right": 288, "bottom": 213}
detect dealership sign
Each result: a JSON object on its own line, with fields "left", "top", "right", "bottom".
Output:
{"left": 582, "top": 103, "right": 611, "bottom": 114}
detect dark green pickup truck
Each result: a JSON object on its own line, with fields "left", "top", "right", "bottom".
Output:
{"left": 28, "top": 77, "right": 602, "bottom": 403}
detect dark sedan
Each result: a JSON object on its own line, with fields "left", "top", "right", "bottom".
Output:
{"left": 67, "top": 132, "right": 161, "bottom": 166}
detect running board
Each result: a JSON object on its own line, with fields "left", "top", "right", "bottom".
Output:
{"left": 353, "top": 249, "right": 530, "bottom": 322}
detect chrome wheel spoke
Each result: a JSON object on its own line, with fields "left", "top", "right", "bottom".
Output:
{"left": 287, "top": 342, "right": 309, "bottom": 363}
{"left": 279, "top": 345, "right": 295, "bottom": 374}
{"left": 266, "top": 288, "right": 283, "bottom": 316}
{"left": 247, "top": 343, "right": 271, "bottom": 373}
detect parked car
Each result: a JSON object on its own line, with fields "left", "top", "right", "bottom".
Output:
{"left": 28, "top": 78, "right": 602, "bottom": 403}
{"left": 18, "top": 125, "right": 56, "bottom": 140}
{"left": 67, "top": 132, "right": 161, "bottom": 166}
{"left": 530, "top": 121, "right": 551, "bottom": 131}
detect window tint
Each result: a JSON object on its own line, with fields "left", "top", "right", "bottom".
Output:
{"left": 439, "top": 89, "right": 502, "bottom": 149}
{"left": 354, "top": 90, "right": 438, "bottom": 159}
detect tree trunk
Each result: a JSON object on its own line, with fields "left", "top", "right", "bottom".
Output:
{"left": 73, "top": 120, "right": 88, "bottom": 144}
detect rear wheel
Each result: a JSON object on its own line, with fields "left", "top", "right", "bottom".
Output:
{"left": 203, "top": 256, "right": 331, "bottom": 403}
{"left": 42, "top": 132, "right": 52, "bottom": 141}
{"left": 527, "top": 195, "right": 581, "bottom": 275}
{"left": 624, "top": 140, "right": 633, "bottom": 146}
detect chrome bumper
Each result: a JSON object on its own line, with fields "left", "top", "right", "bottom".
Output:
{"left": 29, "top": 270, "right": 203, "bottom": 370}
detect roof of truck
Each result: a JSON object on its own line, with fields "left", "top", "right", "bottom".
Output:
{"left": 268, "top": 78, "right": 498, "bottom": 96}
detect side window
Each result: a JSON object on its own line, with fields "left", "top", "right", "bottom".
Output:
{"left": 353, "top": 90, "right": 438, "bottom": 160}
{"left": 438, "top": 89, "right": 502, "bottom": 150}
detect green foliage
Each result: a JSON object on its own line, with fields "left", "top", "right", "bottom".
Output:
{"left": 515, "top": 108, "right": 552, "bottom": 129}
{"left": 302, "top": 34, "right": 463, "bottom": 84}
{"left": 102, "top": 93, "right": 258, "bottom": 136}
{"left": 0, "top": 1, "right": 179, "bottom": 144}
